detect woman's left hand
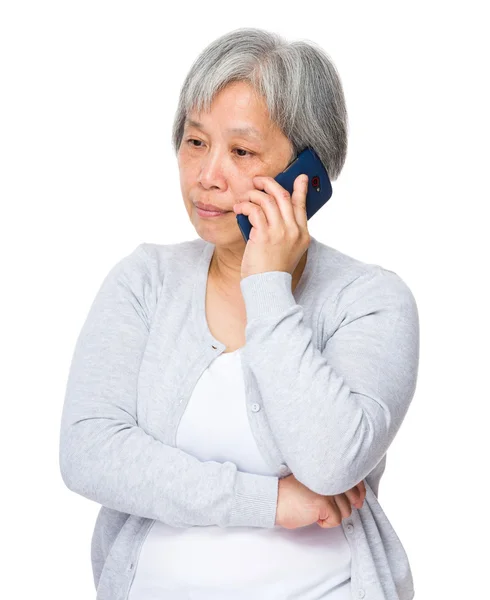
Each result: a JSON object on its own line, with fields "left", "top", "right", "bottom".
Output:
{"left": 233, "top": 174, "right": 311, "bottom": 280}
{"left": 316, "top": 480, "right": 367, "bottom": 528}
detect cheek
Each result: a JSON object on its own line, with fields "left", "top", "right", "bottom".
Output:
{"left": 177, "top": 158, "right": 194, "bottom": 186}
{"left": 177, "top": 144, "right": 193, "bottom": 166}
{"left": 178, "top": 153, "right": 201, "bottom": 181}
{"left": 231, "top": 172, "right": 258, "bottom": 197}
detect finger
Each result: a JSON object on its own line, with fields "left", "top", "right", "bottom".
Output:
{"left": 333, "top": 494, "right": 353, "bottom": 520}
{"left": 252, "top": 176, "right": 297, "bottom": 228}
{"left": 351, "top": 482, "right": 365, "bottom": 508}
{"left": 291, "top": 174, "right": 309, "bottom": 229}
{"left": 344, "top": 487, "right": 362, "bottom": 509}
{"left": 233, "top": 199, "right": 269, "bottom": 241}
{"left": 357, "top": 481, "right": 366, "bottom": 504}
{"left": 241, "top": 188, "right": 283, "bottom": 230}
{"left": 317, "top": 497, "right": 342, "bottom": 528}
{"left": 353, "top": 481, "right": 366, "bottom": 502}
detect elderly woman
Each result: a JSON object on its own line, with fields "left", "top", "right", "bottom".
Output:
{"left": 60, "top": 27, "right": 419, "bottom": 600}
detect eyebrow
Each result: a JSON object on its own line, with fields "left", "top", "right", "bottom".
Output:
{"left": 184, "top": 119, "right": 265, "bottom": 141}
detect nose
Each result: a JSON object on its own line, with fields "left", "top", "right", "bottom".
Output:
{"left": 197, "top": 151, "right": 226, "bottom": 190}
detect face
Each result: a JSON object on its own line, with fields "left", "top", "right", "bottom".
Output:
{"left": 177, "top": 80, "right": 295, "bottom": 248}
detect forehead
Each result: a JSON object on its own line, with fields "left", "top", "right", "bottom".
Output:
{"left": 184, "top": 117, "right": 266, "bottom": 141}
{"left": 184, "top": 82, "right": 275, "bottom": 141}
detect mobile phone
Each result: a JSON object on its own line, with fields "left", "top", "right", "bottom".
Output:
{"left": 236, "top": 146, "right": 332, "bottom": 243}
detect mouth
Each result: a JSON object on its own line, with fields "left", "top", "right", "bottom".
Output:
{"left": 194, "top": 201, "right": 231, "bottom": 217}
{"left": 195, "top": 206, "right": 230, "bottom": 218}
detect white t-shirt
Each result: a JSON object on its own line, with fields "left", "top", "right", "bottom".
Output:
{"left": 128, "top": 348, "right": 352, "bottom": 599}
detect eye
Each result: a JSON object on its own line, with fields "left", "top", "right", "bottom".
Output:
{"left": 234, "top": 148, "right": 253, "bottom": 158}
{"left": 187, "top": 138, "right": 203, "bottom": 148}
{"left": 185, "top": 139, "right": 254, "bottom": 158}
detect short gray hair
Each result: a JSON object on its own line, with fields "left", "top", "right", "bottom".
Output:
{"left": 171, "top": 27, "right": 348, "bottom": 181}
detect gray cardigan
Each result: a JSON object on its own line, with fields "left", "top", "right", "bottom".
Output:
{"left": 59, "top": 235, "right": 420, "bottom": 599}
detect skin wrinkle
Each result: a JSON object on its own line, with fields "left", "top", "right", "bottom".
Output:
{"left": 177, "top": 80, "right": 307, "bottom": 291}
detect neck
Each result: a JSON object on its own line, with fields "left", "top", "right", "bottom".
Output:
{"left": 210, "top": 245, "right": 309, "bottom": 292}
{"left": 209, "top": 246, "right": 243, "bottom": 291}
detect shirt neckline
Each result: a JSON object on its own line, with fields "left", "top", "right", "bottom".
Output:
{"left": 192, "top": 235, "right": 319, "bottom": 352}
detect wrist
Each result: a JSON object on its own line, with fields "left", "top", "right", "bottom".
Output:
{"left": 275, "top": 477, "right": 286, "bottom": 526}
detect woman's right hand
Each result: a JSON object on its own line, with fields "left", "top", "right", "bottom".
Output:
{"left": 275, "top": 474, "right": 366, "bottom": 529}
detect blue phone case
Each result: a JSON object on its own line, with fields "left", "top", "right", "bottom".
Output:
{"left": 236, "top": 147, "right": 332, "bottom": 243}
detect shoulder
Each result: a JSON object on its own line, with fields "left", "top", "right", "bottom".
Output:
{"left": 136, "top": 237, "right": 204, "bottom": 274}
{"left": 313, "top": 239, "right": 418, "bottom": 326}
{"left": 104, "top": 237, "right": 206, "bottom": 322}
{"left": 116, "top": 237, "right": 206, "bottom": 283}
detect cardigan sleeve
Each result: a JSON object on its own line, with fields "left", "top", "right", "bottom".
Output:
{"left": 239, "top": 267, "right": 420, "bottom": 496}
{"left": 59, "top": 244, "right": 279, "bottom": 528}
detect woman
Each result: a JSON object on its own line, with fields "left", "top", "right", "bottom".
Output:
{"left": 59, "top": 27, "right": 419, "bottom": 600}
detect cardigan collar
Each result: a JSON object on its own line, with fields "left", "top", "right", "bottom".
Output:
{"left": 192, "top": 235, "right": 320, "bottom": 353}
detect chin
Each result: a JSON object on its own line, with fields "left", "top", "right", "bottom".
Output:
{"left": 193, "top": 220, "right": 244, "bottom": 246}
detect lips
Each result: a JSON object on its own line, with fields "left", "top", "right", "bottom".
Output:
{"left": 195, "top": 201, "right": 229, "bottom": 213}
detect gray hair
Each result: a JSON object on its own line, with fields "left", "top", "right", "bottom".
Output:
{"left": 171, "top": 27, "right": 348, "bottom": 181}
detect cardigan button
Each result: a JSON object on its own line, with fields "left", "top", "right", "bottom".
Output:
{"left": 251, "top": 403, "right": 261, "bottom": 412}
{"left": 357, "top": 589, "right": 365, "bottom": 598}
{"left": 278, "top": 463, "right": 288, "bottom": 474}
{"left": 346, "top": 523, "right": 354, "bottom": 533}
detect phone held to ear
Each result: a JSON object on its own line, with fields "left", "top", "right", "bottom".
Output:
{"left": 236, "top": 147, "right": 332, "bottom": 243}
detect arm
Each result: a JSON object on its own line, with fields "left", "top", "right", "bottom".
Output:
{"left": 59, "top": 244, "right": 279, "bottom": 528}
{"left": 239, "top": 267, "right": 420, "bottom": 496}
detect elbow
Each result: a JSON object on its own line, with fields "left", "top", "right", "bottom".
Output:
{"left": 296, "top": 409, "right": 390, "bottom": 496}
{"left": 59, "top": 452, "right": 75, "bottom": 492}
{"left": 59, "top": 424, "right": 87, "bottom": 493}
{"left": 300, "top": 468, "right": 368, "bottom": 497}
{"left": 290, "top": 446, "right": 370, "bottom": 495}
{"left": 59, "top": 438, "right": 78, "bottom": 492}
{"left": 59, "top": 440, "right": 96, "bottom": 498}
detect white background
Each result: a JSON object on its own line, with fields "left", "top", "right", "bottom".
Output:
{"left": 2, "top": 1, "right": 488, "bottom": 598}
